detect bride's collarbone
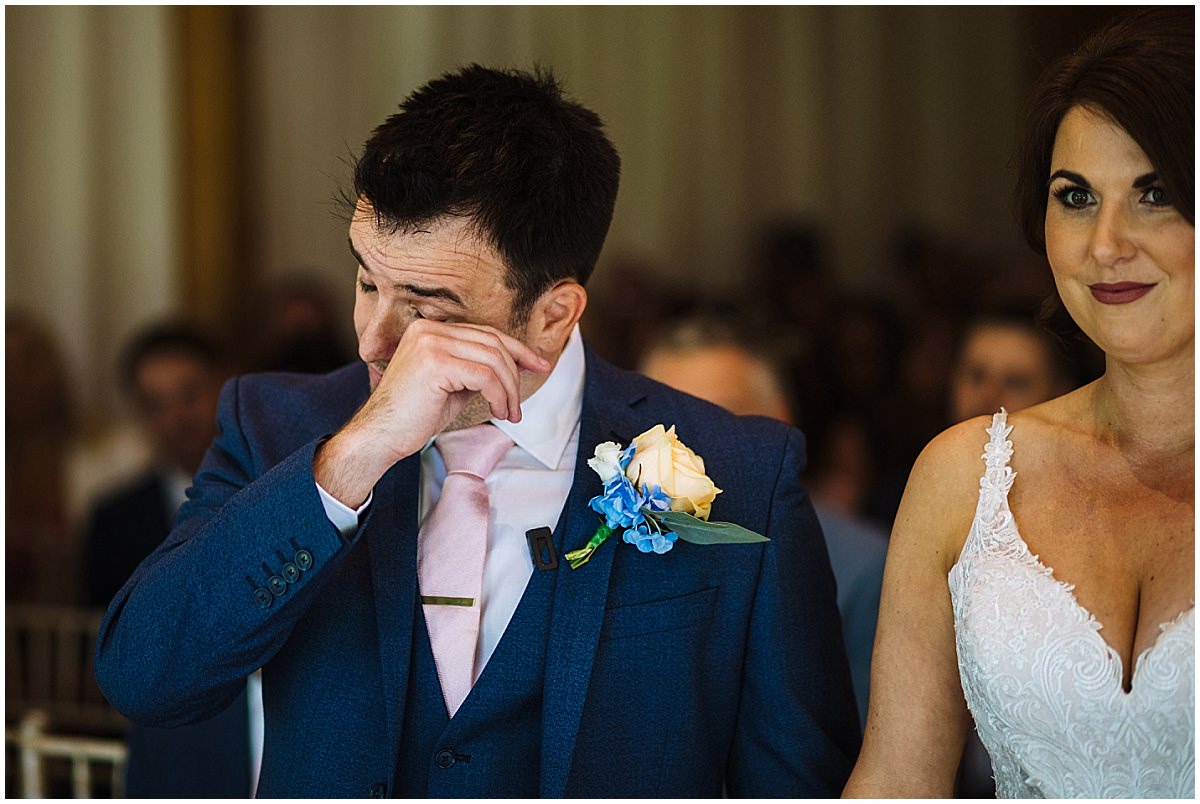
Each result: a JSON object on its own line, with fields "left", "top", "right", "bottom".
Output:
{"left": 1027, "top": 398, "right": 1193, "bottom": 496}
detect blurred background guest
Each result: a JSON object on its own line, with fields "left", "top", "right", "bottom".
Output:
{"left": 7, "top": 311, "right": 80, "bottom": 604}
{"left": 639, "top": 315, "right": 887, "bottom": 729}
{"left": 79, "top": 320, "right": 261, "bottom": 798}
{"left": 6, "top": 310, "right": 150, "bottom": 606}
{"left": 81, "top": 321, "right": 229, "bottom": 607}
{"left": 948, "top": 305, "right": 1094, "bottom": 424}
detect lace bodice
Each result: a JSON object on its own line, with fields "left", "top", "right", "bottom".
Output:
{"left": 948, "top": 411, "right": 1195, "bottom": 798}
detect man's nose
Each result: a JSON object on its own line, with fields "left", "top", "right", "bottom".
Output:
{"left": 1089, "top": 203, "right": 1136, "bottom": 267}
{"left": 358, "top": 306, "right": 406, "bottom": 363}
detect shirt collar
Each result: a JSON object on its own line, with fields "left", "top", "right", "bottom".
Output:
{"left": 491, "top": 324, "right": 584, "bottom": 470}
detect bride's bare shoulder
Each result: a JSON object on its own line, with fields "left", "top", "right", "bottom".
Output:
{"left": 908, "top": 414, "right": 999, "bottom": 494}
{"left": 912, "top": 390, "right": 1084, "bottom": 486}
{"left": 889, "top": 414, "right": 999, "bottom": 567}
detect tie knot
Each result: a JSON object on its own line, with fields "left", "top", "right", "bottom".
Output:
{"left": 435, "top": 424, "right": 514, "bottom": 479}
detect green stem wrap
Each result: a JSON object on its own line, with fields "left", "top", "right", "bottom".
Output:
{"left": 564, "top": 522, "right": 614, "bottom": 570}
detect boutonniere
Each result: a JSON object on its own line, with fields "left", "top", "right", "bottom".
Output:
{"left": 565, "top": 424, "right": 768, "bottom": 569}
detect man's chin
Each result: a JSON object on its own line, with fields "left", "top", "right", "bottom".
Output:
{"left": 444, "top": 395, "right": 497, "bottom": 432}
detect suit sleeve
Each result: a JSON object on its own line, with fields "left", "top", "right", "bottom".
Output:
{"left": 94, "top": 376, "right": 358, "bottom": 726}
{"left": 725, "top": 427, "right": 862, "bottom": 795}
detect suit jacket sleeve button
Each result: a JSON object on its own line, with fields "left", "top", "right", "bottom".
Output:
{"left": 435, "top": 749, "right": 456, "bottom": 769}
{"left": 253, "top": 588, "right": 273, "bottom": 608}
{"left": 268, "top": 575, "right": 287, "bottom": 596}
{"left": 282, "top": 562, "right": 301, "bottom": 583}
{"left": 294, "top": 549, "right": 314, "bottom": 571}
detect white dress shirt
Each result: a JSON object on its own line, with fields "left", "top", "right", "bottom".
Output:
{"left": 319, "top": 325, "right": 585, "bottom": 678}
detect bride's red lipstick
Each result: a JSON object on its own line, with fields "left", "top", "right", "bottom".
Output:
{"left": 1089, "top": 282, "right": 1155, "bottom": 304}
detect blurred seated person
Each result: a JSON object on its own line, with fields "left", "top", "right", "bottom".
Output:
{"left": 949, "top": 307, "right": 1082, "bottom": 423}
{"left": 81, "top": 320, "right": 261, "bottom": 798}
{"left": 639, "top": 316, "right": 886, "bottom": 728}
{"left": 6, "top": 310, "right": 150, "bottom": 604}
{"left": 82, "top": 322, "right": 229, "bottom": 606}
{"left": 7, "top": 310, "right": 79, "bottom": 603}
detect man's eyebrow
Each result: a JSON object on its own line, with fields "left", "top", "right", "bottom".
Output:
{"left": 1048, "top": 169, "right": 1090, "bottom": 187}
{"left": 348, "top": 239, "right": 466, "bottom": 306}
{"left": 400, "top": 284, "right": 465, "bottom": 307}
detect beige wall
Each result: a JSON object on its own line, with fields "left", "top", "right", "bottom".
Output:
{"left": 7, "top": 6, "right": 180, "bottom": 417}
{"left": 8, "top": 6, "right": 1042, "bottom": 422}
{"left": 244, "top": 6, "right": 1028, "bottom": 295}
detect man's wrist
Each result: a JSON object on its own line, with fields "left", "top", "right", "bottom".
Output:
{"left": 313, "top": 427, "right": 402, "bottom": 509}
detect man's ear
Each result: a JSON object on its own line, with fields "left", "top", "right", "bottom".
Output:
{"left": 527, "top": 281, "right": 588, "bottom": 357}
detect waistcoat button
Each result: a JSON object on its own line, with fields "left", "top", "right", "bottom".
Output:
{"left": 434, "top": 749, "right": 456, "bottom": 769}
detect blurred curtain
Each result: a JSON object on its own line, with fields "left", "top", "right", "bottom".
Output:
{"left": 7, "top": 6, "right": 1104, "bottom": 422}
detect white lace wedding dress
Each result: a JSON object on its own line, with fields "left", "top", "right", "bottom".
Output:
{"left": 949, "top": 411, "right": 1195, "bottom": 798}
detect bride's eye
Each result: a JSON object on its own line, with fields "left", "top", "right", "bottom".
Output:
{"left": 1052, "top": 185, "right": 1095, "bottom": 210}
{"left": 1140, "top": 186, "right": 1171, "bottom": 207}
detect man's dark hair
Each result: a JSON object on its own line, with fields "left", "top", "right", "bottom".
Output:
{"left": 1014, "top": 7, "right": 1194, "bottom": 254}
{"left": 120, "top": 321, "right": 225, "bottom": 392}
{"left": 350, "top": 64, "right": 621, "bottom": 323}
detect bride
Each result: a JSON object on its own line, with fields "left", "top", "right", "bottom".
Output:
{"left": 844, "top": 7, "right": 1193, "bottom": 798}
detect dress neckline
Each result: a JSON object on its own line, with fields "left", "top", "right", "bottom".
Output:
{"left": 977, "top": 409, "right": 1196, "bottom": 695}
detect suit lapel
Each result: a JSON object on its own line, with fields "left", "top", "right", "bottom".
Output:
{"left": 540, "top": 352, "right": 654, "bottom": 797}
{"left": 364, "top": 454, "right": 422, "bottom": 770}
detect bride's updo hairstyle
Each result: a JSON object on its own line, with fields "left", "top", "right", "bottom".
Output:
{"left": 1013, "top": 7, "right": 1194, "bottom": 255}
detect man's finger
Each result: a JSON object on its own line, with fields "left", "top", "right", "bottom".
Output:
{"left": 450, "top": 323, "right": 551, "bottom": 373}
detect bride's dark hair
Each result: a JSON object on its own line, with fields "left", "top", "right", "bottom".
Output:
{"left": 1013, "top": 7, "right": 1194, "bottom": 255}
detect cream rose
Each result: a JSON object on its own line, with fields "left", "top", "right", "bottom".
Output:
{"left": 624, "top": 424, "right": 721, "bottom": 521}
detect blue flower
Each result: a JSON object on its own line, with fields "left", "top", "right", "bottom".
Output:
{"left": 622, "top": 522, "right": 678, "bottom": 554}
{"left": 589, "top": 474, "right": 646, "bottom": 530}
{"left": 619, "top": 442, "right": 637, "bottom": 467}
{"left": 640, "top": 483, "right": 672, "bottom": 513}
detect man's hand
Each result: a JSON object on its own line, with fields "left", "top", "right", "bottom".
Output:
{"left": 314, "top": 320, "right": 550, "bottom": 508}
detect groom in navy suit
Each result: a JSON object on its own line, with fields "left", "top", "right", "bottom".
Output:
{"left": 95, "top": 64, "right": 859, "bottom": 797}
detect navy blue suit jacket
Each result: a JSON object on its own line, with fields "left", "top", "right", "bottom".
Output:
{"left": 95, "top": 348, "right": 860, "bottom": 796}
{"left": 82, "top": 469, "right": 253, "bottom": 796}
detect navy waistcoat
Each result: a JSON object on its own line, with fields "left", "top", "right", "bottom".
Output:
{"left": 393, "top": 564, "right": 557, "bottom": 797}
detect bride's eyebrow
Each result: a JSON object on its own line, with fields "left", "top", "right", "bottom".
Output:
{"left": 1132, "top": 172, "right": 1159, "bottom": 189}
{"left": 1047, "top": 169, "right": 1089, "bottom": 187}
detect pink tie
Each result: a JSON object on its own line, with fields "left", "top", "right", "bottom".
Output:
{"left": 418, "top": 423, "right": 514, "bottom": 718}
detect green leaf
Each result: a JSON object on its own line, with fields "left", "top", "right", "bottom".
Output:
{"left": 660, "top": 512, "right": 769, "bottom": 545}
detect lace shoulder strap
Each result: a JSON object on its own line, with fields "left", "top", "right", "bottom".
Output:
{"left": 976, "top": 408, "right": 1017, "bottom": 528}
{"left": 951, "top": 409, "right": 1021, "bottom": 597}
